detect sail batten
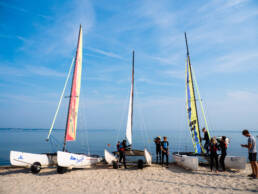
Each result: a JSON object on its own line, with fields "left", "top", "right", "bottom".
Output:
{"left": 63, "top": 25, "right": 83, "bottom": 148}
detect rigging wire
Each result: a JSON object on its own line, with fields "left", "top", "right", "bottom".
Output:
{"left": 46, "top": 57, "right": 75, "bottom": 141}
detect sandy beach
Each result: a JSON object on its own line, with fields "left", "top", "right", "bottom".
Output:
{"left": 0, "top": 164, "right": 257, "bottom": 194}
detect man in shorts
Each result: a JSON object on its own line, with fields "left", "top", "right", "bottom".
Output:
{"left": 241, "top": 129, "right": 257, "bottom": 179}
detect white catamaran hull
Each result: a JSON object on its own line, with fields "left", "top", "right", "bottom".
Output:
{"left": 104, "top": 149, "right": 152, "bottom": 166}
{"left": 173, "top": 154, "right": 198, "bottom": 171}
{"left": 10, "top": 150, "right": 56, "bottom": 167}
{"left": 104, "top": 149, "right": 117, "bottom": 165}
{"left": 224, "top": 156, "right": 246, "bottom": 170}
{"left": 57, "top": 151, "right": 102, "bottom": 168}
{"left": 144, "top": 149, "right": 152, "bottom": 166}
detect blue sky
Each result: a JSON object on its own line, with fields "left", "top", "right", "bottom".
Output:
{"left": 0, "top": 0, "right": 258, "bottom": 132}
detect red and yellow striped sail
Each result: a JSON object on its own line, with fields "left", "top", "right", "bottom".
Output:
{"left": 65, "top": 25, "right": 83, "bottom": 141}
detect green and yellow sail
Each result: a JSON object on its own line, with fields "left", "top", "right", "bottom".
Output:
{"left": 185, "top": 32, "right": 205, "bottom": 154}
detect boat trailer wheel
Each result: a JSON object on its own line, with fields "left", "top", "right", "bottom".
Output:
{"left": 137, "top": 159, "right": 144, "bottom": 169}
{"left": 112, "top": 161, "right": 118, "bottom": 169}
{"left": 31, "top": 162, "right": 41, "bottom": 174}
{"left": 57, "top": 166, "right": 67, "bottom": 174}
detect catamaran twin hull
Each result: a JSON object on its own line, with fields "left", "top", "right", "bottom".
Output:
{"left": 104, "top": 149, "right": 152, "bottom": 166}
{"left": 57, "top": 151, "right": 102, "bottom": 168}
{"left": 173, "top": 153, "right": 199, "bottom": 171}
{"left": 10, "top": 151, "right": 57, "bottom": 168}
{"left": 173, "top": 152, "right": 246, "bottom": 170}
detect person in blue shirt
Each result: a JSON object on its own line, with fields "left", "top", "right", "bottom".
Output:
{"left": 161, "top": 136, "right": 169, "bottom": 166}
{"left": 241, "top": 129, "right": 257, "bottom": 179}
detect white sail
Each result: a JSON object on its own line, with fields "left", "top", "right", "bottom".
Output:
{"left": 126, "top": 86, "right": 133, "bottom": 145}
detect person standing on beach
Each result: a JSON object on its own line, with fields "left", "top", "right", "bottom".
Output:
{"left": 202, "top": 128, "right": 210, "bottom": 155}
{"left": 241, "top": 129, "right": 257, "bottom": 179}
{"left": 209, "top": 137, "right": 219, "bottom": 172}
{"left": 218, "top": 136, "right": 227, "bottom": 171}
{"left": 154, "top": 136, "right": 161, "bottom": 164}
{"left": 118, "top": 140, "right": 127, "bottom": 169}
{"left": 161, "top": 136, "right": 169, "bottom": 166}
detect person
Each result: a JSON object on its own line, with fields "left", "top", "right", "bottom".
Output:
{"left": 118, "top": 139, "right": 127, "bottom": 169}
{"left": 161, "top": 136, "right": 169, "bottom": 166}
{"left": 202, "top": 128, "right": 210, "bottom": 154}
{"left": 209, "top": 137, "right": 219, "bottom": 172}
{"left": 241, "top": 129, "right": 257, "bottom": 179}
{"left": 218, "top": 136, "right": 227, "bottom": 171}
{"left": 154, "top": 136, "right": 161, "bottom": 164}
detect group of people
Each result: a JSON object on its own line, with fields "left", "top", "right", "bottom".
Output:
{"left": 153, "top": 136, "right": 169, "bottom": 166}
{"left": 201, "top": 128, "right": 228, "bottom": 172}
{"left": 115, "top": 129, "right": 257, "bottom": 179}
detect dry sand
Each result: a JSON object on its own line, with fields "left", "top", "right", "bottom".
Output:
{"left": 0, "top": 164, "right": 257, "bottom": 194}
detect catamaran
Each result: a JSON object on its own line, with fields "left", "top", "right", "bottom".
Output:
{"left": 104, "top": 51, "right": 152, "bottom": 169}
{"left": 10, "top": 25, "right": 101, "bottom": 174}
{"left": 173, "top": 33, "right": 246, "bottom": 170}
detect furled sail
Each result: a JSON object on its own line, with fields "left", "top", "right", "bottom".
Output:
{"left": 185, "top": 33, "right": 203, "bottom": 154}
{"left": 65, "top": 25, "right": 83, "bottom": 142}
{"left": 126, "top": 51, "right": 134, "bottom": 146}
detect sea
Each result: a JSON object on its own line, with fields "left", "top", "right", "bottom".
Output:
{"left": 0, "top": 128, "right": 257, "bottom": 166}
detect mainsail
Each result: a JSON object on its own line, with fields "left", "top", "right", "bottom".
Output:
{"left": 185, "top": 33, "right": 203, "bottom": 154}
{"left": 126, "top": 51, "right": 134, "bottom": 146}
{"left": 63, "top": 25, "right": 83, "bottom": 149}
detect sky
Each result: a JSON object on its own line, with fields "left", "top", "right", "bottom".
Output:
{"left": 0, "top": 0, "right": 258, "bottom": 132}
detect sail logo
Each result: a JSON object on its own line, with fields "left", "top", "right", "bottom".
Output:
{"left": 70, "top": 155, "right": 84, "bottom": 163}
{"left": 18, "top": 155, "right": 23, "bottom": 160}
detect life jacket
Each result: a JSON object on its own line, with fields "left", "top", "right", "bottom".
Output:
{"left": 162, "top": 141, "right": 168, "bottom": 149}
{"left": 224, "top": 142, "right": 227, "bottom": 149}
{"left": 210, "top": 143, "right": 218, "bottom": 153}
{"left": 119, "top": 143, "right": 125, "bottom": 151}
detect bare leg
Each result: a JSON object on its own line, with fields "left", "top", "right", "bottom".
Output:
{"left": 250, "top": 162, "right": 255, "bottom": 176}
{"left": 251, "top": 161, "right": 258, "bottom": 178}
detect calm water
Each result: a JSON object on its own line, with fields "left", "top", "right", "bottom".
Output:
{"left": 0, "top": 128, "right": 257, "bottom": 165}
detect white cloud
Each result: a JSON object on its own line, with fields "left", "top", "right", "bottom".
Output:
{"left": 86, "top": 47, "right": 124, "bottom": 60}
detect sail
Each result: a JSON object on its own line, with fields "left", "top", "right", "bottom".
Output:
{"left": 65, "top": 25, "right": 83, "bottom": 141}
{"left": 186, "top": 57, "right": 203, "bottom": 154}
{"left": 126, "top": 51, "right": 134, "bottom": 145}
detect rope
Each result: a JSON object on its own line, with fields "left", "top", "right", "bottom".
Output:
{"left": 191, "top": 66, "right": 212, "bottom": 138}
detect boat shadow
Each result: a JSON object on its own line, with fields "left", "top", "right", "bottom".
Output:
{"left": 166, "top": 163, "right": 245, "bottom": 178}
{"left": 0, "top": 168, "right": 30, "bottom": 176}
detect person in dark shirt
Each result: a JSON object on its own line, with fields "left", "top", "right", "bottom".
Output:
{"left": 202, "top": 128, "right": 210, "bottom": 154}
{"left": 209, "top": 137, "right": 219, "bottom": 172}
{"left": 218, "top": 136, "right": 227, "bottom": 171}
{"left": 154, "top": 136, "right": 161, "bottom": 164}
{"left": 116, "top": 141, "right": 120, "bottom": 152}
{"left": 118, "top": 140, "right": 127, "bottom": 169}
{"left": 161, "top": 136, "right": 169, "bottom": 166}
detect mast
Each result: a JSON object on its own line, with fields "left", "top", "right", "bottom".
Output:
{"left": 63, "top": 25, "right": 83, "bottom": 151}
{"left": 131, "top": 50, "right": 134, "bottom": 143}
{"left": 185, "top": 32, "right": 203, "bottom": 153}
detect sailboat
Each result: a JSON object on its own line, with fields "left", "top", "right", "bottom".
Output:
{"left": 173, "top": 32, "right": 246, "bottom": 170}
{"left": 56, "top": 25, "right": 101, "bottom": 173}
{"left": 104, "top": 51, "right": 152, "bottom": 168}
{"left": 10, "top": 25, "right": 101, "bottom": 174}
